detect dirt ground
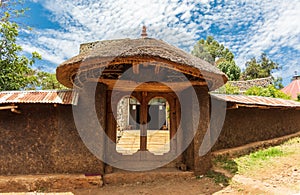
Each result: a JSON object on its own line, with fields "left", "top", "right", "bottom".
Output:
{"left": 74, "top": 177, "right": 223, "bottom": 195}
{"left": 1, "top": 138, "right": 299, "bottom": 195}
{"left": 74, "top": 140, "right": 300, "bottom": 195}
{"left": 74, "top": 153, "right": 300, "bottom": 195}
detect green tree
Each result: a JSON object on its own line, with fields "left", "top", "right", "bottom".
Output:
{"left": 245, "top": 85, "right": 291, "bottom": 100}
{"left": 191, "top": 41, "right": 214, "bottom": 64}
{"left": 0, "top": 2, "right": 41, "bottom": 91}
{"left": 1, "top": 0, "right": 28, "bottom": 24}
{"left": 35, "top": 72, "right": 67, "bottom": 90}
{"left": 217, "top": 60, "right": 241, "bottom": 81}
{"left": 273, "top": 77, "right": 284, "bottom": 89}
{"left": 192, "top": 36, "right": 241, "bottom": 81}
{"left": 242, "top": 53, "right": 280, "bottom": 80}
{"left": 216, "top": 83, "right": 240, "bottom": 95}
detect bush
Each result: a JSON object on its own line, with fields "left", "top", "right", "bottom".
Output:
{"left": 217, "top": 83, "right": 240, "bottom": 94}
{"left": 245, "top": 85, "right": 291, "bottom": 99}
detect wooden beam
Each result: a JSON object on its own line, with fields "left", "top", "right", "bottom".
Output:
{"left": 88, "top": 78, "right": 207, "bottom": 92}
{"left": 226, "top": 103, "right": 238, "bottom": 110}
{"left": 155, "top": 65, "right": 160, "bottom": 74}
{"left": 0, "top": 105, "right": 18, "bottom": 111}
{"left": 133, "top": 62, "right": 139, "bottom": 74}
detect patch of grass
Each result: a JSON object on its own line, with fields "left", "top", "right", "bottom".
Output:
{"left": 235, "top": 146, "right": 285, "bottom": 174}
{"left": 248, "top": 147, "right": 283, "bottom": 160}
{"left": 36, "top": 186, "right": 48, "bottom": 192}
{"left": 283, "top": 136, "right": 300, "bottom": 145}
{"left": 213, "top": 155, "right": 238, "bottom": 174}
{"left": 213, "top": 136, "right": 300, "bottom": 176}
{"left": 206, "top": 170, "right": 230, "bottom": 186}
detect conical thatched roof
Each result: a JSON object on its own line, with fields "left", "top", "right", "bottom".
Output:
{"left": 281, "top": 76, "right": 300, "bottom": 99}
{"left": 56, "top": 38, "right": 227, "bottom": 90}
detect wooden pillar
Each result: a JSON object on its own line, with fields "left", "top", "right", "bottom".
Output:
{"left": 140, "top": 92, "right": 148, "bottom": 151}
{"left": 169, "top": 97, "right": 177, "bottom": 152}
{"left": 175, "top": 97, "right": 182, "bottom": 154}
{"left": 170, "top": 98, "right": 177, "bottom": 139}
{"left": 96, "top": 83, "right": 107, "bottom": 135}
{"left": 106, "top": 90, "right": 117, "bottom": 144}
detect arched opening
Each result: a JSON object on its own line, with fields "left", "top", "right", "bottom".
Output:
{"left": 116, "top": 96, "right": 141, "bottom": 155}
{"left": 147, "top": 97, "right": 170, "bottom": 155}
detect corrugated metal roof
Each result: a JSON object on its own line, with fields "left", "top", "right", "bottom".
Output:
{"left": 0, "top": 90, "right": 78, "bottom": 105}
{"left": 212, "top": 94, "right": 300, "bottom": 108}
{"left": 1, "top": 90, "right": 299, "bottom": 109}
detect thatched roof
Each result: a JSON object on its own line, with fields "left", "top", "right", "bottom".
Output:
{"left": 281, "top": 75, "right": 300, "bottom": 99}
{"left": 56, "top": 38, "right": 227, "bottom": 90}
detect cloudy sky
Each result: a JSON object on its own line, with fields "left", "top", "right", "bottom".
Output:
{"left": 16, "top": 0, "right": 300, "bottom": 86}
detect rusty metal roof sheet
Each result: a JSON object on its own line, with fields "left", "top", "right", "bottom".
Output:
{"left": 0, "top": 90, "right": 78, "bottom": 105}
{"left": 212, "top": 94, "right": 300, "bottom": 108}
{"left": 1, "top": 90, "right": 299, "bottom": 108}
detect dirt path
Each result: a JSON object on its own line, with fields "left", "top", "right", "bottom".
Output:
{"left": 74, "top": 160, "right": 300, "bottom": 195}
{"left": 74, "top": 138, "right": 300, "bottom": 195}
{"left": 2, "top": 138, "right": 298, "bottom": 195}
{"left": 216, "top": 138, "right": 300, "bottom": 195}
{"left": 74, "top": 177, "right": 223, "bottom": 195}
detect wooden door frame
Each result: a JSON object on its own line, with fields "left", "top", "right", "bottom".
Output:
{"left": 105, "top": 90, "right": 180, "bottom": 164}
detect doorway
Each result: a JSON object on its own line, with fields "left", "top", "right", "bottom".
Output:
{"left": 107, "top": 91, "right": 179, "bottom": 164}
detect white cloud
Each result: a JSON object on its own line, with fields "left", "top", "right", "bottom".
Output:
{"left": 21, "top": 0, "right": 300, "bottom": 85}
{"left": 22, "top": 0, "right": 204, "bottom": 64}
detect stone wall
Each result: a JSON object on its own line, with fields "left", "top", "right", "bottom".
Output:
{"left": 0, "top": 104, "right": 103, "bottom": 175}
{"left": 228, "top": 77, "right": 273, "bottom": 92}
{"left": 212, "top": 107, "right": 300, "bottom": 151}
{"left": 117, "top": 97, "right": 129, "bottom": 131}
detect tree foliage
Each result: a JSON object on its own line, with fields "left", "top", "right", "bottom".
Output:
{"left": 216, "top": 83, "right": 240, "bottom": 95}
{"left": 0, "top": 12, "right": 41, "bottom": 91}
{"left": 35, "top": 72, "right": 67, "bottom": 90}
{"left": 0, "top": 0, "right": 28, "bottom": 22}
{"left": 245, "top": 85, "right": 291, "bottom": 99}
{"left": 192, "top": 36, "right": 241, "bottom": 81}
{"left": 273, "top": 77, "right": 284, "bottom": 89}
{"left": 0, "top": 1, "right": 67, "bottom": 91}
{"left": 217, "top": 60, "right": 241, "bottom": 81}
{"left": 242, "top": 53, "right": 280, "bottom": 80}
{"left": 192, "top": 36, "right": 235, "bottom": 63}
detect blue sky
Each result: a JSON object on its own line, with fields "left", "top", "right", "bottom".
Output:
{"left": 16, "top": 0, "right": 300, "bottom": 86}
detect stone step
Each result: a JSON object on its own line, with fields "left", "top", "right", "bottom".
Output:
{"left": 103, "top": 168, "right": 194, "bottom": 185}
{"left": 0, "top": 174, "right": 103, "bottom": 192}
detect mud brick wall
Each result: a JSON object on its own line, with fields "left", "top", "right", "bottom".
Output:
{"left": 0, "top": 104, "right": 103, "bottom": 175}
{"left": 181, "top": 86, "right": 212, "bottom": 174}
{"left": 212, "top": 107, "right": 300, "bottom": 151}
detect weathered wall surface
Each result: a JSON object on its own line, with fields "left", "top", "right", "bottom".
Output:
{"left": 192, "top": 86, "right": 212, "bottom": 175}
{"left": 212, "top": 107, "right": 300, "bottom": 151}
{"left": 181, "top": 86, "right": 212, "bottom": 174}
{"left": 1, "top": 92, "right": 299, "bottom": 175}
{"left": 0, "top": 104, "right": 103, "bottom": 175}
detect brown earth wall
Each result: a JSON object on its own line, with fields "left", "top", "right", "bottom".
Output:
{"left": 0, "top": 104, "right": 103, "bottom": 175}
{"left": 212, "top": 107, "right": 300, "bottom": 151}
